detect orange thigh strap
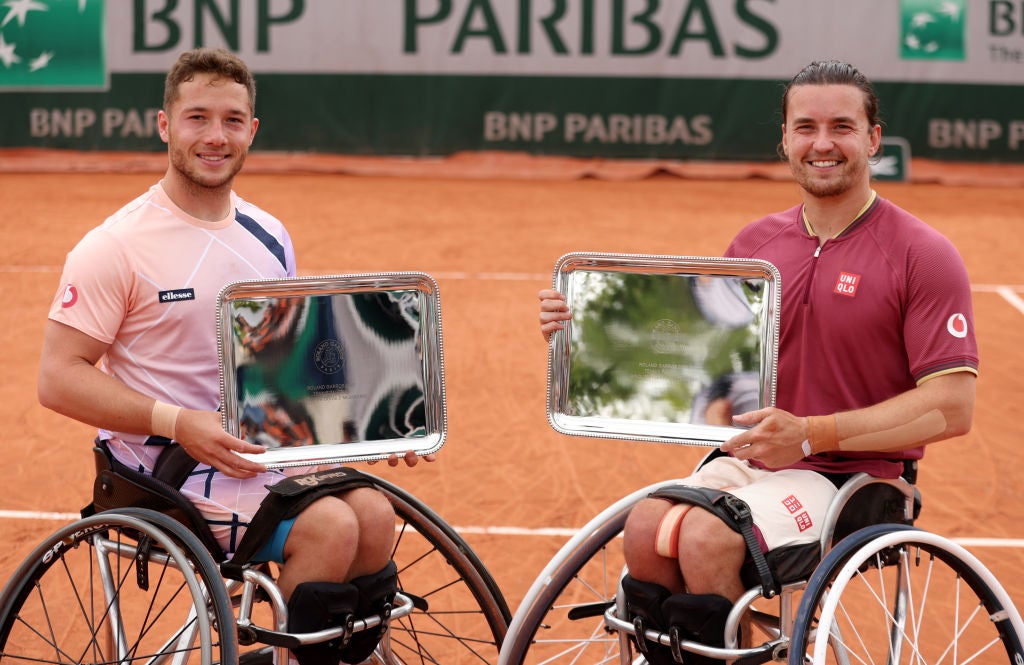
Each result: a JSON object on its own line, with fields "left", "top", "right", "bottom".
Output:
{"left": 654, "top": 503, "right": 693, "bottom": 559}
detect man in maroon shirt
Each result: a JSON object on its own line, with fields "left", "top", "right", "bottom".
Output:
{"left": 538, "top": 60, "right": 977, "bottom": 664}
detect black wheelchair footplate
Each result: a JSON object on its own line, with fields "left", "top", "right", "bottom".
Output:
{"left": 621, "top": 575, "right": 747, "bottom": 665}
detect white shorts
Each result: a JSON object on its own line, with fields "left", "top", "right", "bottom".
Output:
{"left": 678, "top": 456, "right": 839, "bottom": 551}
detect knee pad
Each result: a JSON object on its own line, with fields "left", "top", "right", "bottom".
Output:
{"left": 287, "top": 581, "right": 359, "bottom": 665}
{"left": 338, "top": 561, "right": 399, "bottom": 665}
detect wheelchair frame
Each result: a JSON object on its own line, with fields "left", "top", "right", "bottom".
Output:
{"left": 498, "top": 471, "right": 1024, "bottom": 665}
{"left": 0, "top": 466, "right": 511, "bottom": 665}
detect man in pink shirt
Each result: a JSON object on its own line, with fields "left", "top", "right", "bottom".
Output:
{"left": 39, "top": 48, "right": 414, "bottom": 665}
{"left": 538, "top": 61, "right": 977, "bottom": 663}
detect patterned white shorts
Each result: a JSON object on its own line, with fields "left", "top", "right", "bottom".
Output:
{"left": 107, "top": 438, "right": 314, "bottom": 556}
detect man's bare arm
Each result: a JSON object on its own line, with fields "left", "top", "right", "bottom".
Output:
{"left": 38, "top": 319, "right": 268, "bottom": 478}
{"left": 722, "top": 371, "right": 975, "bottom": 468}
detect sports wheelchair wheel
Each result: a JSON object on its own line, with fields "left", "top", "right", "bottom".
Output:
{"left": 790, "top": 523, "right": 1024, "bottom": 665}
{"left": 0, "top": 509, "right": 238, "bottom": 665}
{"left": 498, "top": 483, "right": 668, "bottom": 665}
{"left": 374, "top": 475, "right": 512, "bottom": 664}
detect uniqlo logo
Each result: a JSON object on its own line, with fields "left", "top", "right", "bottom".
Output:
{"left": 781, "top": 495, "right": 803, "bottom": 514}
{"left": 794, "top": 512, "right": 813, "bottom": 532}
{"left": 834, "top": 272, "right": 861, "bottom": 297}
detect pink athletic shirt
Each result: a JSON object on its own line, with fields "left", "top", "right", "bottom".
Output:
{"left": 726, "top": 195, "right": 978, "bottom": 478}
{"left": 49, "top": 182, "right": 296, "bottom": 466}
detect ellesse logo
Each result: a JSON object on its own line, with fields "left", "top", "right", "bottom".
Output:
{"left": 946, "top": 313, "right": 968, "bottom": 339}
{"left": 159, "top": 288, "right": 195, "bottom": 303}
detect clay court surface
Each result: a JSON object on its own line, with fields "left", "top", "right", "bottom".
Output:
{"left": 1, "top": 151, "right": 1023, "bottom": 638}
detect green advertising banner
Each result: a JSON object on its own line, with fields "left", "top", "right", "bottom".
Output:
{"left": 0, "top": 0, "right": 105, "bottom": 90}
{"left": 0, "top": 0, "right": 1021, "bottom": 163}
{"left": 900, "top": 0, "right": 967, "bottom": 61}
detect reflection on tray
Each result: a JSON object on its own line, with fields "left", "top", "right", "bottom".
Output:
{"left": 548, "top": 253, "right": 780, "bottom": 446}
{"left": 218, "top": 274, "right": 445, "bottom": 467}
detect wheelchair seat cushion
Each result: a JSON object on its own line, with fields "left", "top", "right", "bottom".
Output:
{"left": 740, "top": 542, "right": 819, "bottom": 588}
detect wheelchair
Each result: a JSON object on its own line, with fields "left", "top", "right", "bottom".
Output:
{"left": 497, "top": 455, "right": 1024, "bottom": 665}
{"left": 0, "top": 442, "right": 511, "bottom": 664}
{"left": 515, "top": 253, "right": 1023, "bottom": 664}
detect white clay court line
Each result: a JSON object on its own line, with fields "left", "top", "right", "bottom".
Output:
{"left": 2, "top": 265, "right": 1022, "bottom": 289}
{"left": 0, "top": 265, "right": 65, "bottom": 273}
{"left": 430, "top": 271, "right": 551, "bottom": 281}
{"left": 1, "top": 509, "right": 1021, "bottom": 549}
{"left": 0, "top": 265, "right": 551, "bottom": 281}
{"left": 996, "top": 286, "right": 1024, "bottom": 315}
{"left": 2, "top": 266, "right": 1024, "bottom": 291}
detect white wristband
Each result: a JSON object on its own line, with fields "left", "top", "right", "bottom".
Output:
{"left": 800, "top": 439, "right": 812, "bottom": 457}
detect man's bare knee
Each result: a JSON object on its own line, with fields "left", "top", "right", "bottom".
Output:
{"left": 624, "top": 499, "right": 668, "bottom": 559}
{"left": 340, "top": 487, "right": 395, "bottom": 575}
{"left": 676, "top": 508, "right": 746, "bottom": 599}
{"left": 277, "top": 497, "right": 360, "bottom": 597}
{"left": 286, "top": 496, "right": 359, "bottom": 560}
{"left": 342, "top": 486, "right": 395, "bottom": 528}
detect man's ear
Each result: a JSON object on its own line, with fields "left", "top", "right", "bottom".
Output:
{"left": 868, "top": 124, "right": 881, "bottom": 156}
{"left": 157, "top": 110, "right": 170, "bottom": 144}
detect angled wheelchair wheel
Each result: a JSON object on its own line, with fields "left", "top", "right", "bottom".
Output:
{"left": 372, "top": 476, "right": 512, "bottom": 664}
{"left": 790, "top": 523, "right": 1024, "bottom": 665}
{"left": 498, "top": 510, "right": 629, "bottom": 665}
{"left": 498, "top": 488, "right": 645, "bottom": 665}
{"left": 0, "top": 509, "right": 238, "bottom": 665}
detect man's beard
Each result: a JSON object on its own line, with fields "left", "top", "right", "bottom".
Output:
{"left": 790, "top": 158, "right": 862, "bottom": 198}
{"left": 168, "top": 144, "right": 246, "bottom": 191}
{"left": 794, "top": 171, "right": 853, "bottom": 198}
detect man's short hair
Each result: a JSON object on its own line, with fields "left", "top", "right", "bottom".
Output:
{"left": 781, "top": 60, "right": 881, "bottom": 129}
{"left": 163, "top": 47, "right": 256, "bottom": 116}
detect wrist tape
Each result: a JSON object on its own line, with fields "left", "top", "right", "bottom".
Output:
{"left": 806, "top": 414, "right": 838, "bottom": 454}
{"left": 151, "top": 401, "right": 182, "bottom": 440}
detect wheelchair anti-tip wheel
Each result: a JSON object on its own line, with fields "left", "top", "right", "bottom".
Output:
{"left": 0, "top": 509, "right": 238, "bottom": 665}
{"left": 790, "top": 523, "right": 1024, "bottom": 665}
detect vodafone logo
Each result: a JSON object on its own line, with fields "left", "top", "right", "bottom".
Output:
{"left": 946, "top": 313, "right": 968, "bottom": 339}
{"left": 61, "top": 284, "right": 78, "bottom": 309}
